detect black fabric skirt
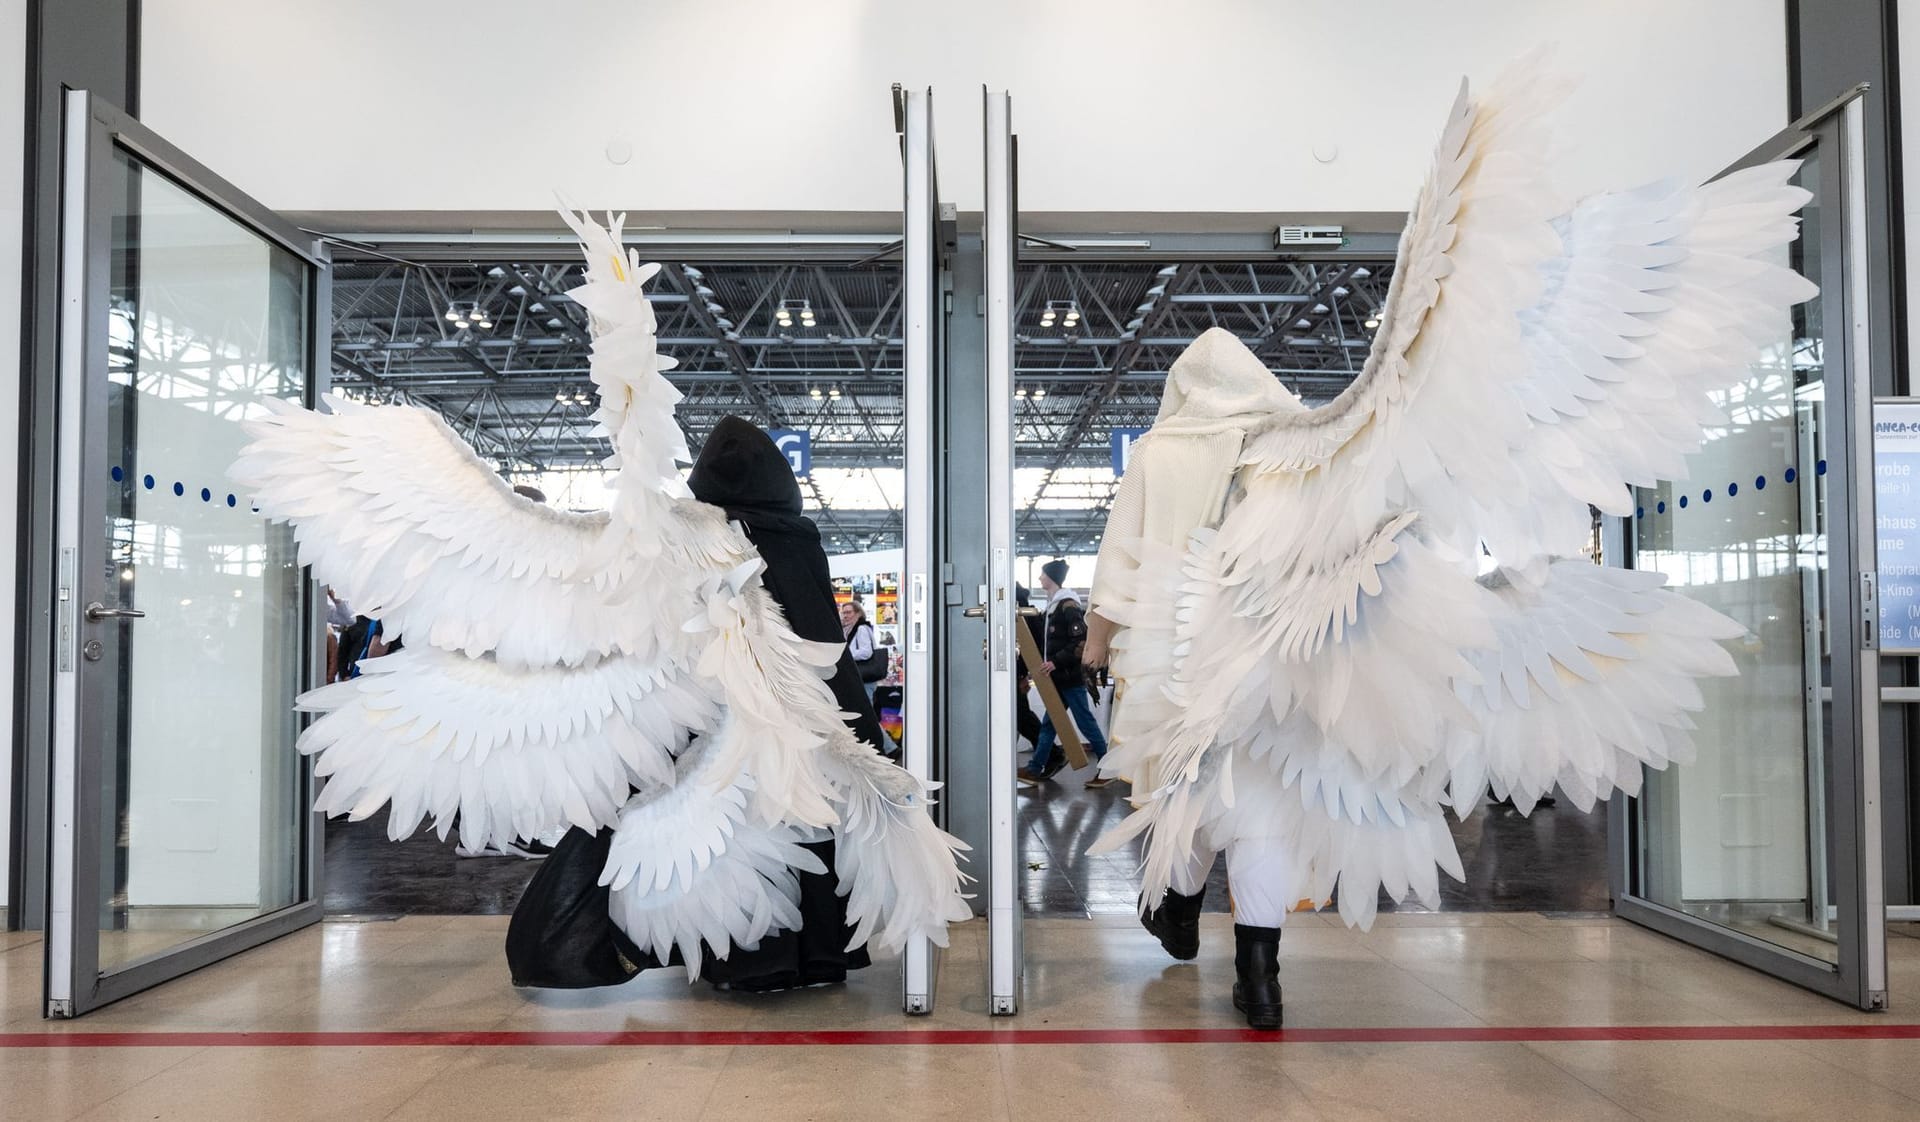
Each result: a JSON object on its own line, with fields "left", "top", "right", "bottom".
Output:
{"left": 504, "top": 829, "right": 869, "bottom": 991}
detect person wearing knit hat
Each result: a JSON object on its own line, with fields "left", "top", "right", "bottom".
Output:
{"left": 1017, "top": 558, "right": 1111, "bottom": 787}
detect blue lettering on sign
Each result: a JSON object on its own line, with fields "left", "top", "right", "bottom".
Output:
{"left": 1112, "top": 428, "right": 1150, "bottom": 476}
{"left": 1875, "top": 402, "right": 1920, "bottom": 651}
{"left": 769, "top": 429, "right": 811, "bottom": 479}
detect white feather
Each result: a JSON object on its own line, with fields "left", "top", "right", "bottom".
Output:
{"left": 1093, "top": 50, "right": 1804, "bottom": 930}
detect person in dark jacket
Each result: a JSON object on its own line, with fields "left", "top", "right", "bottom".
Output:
{"left": 1018, "top": 559, "right": 1111, "bottom": 787}
{"left": 506, "top": 416, "right": 877, "bottom": 992}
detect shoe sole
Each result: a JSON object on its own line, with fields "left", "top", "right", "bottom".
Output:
{"left": 1232, "top": 994, "right": 1283, "bottom": 1029}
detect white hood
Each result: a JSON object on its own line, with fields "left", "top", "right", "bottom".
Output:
{"left": 1154, "top": 327, "right": 1301, "bottom": 433}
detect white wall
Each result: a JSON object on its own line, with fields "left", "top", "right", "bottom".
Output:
{"left": 1, "top": 0, "right": 27, "bottom": 906}
{"left": 138, "top": 0, "right": 1788, "bottom": 220}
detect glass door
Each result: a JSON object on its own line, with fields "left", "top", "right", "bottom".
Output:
{"left": 46, "top": 91, "right": 325, "bottom": 1017}
{"left": 1610, "top": 90, "right": 1886, "bottom": 1009}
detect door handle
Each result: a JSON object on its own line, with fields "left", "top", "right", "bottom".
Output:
{"left": 84, "top": 603, "right": 145, "bottom": 622}
{"left": 962, "top": 606, "right": 986, "bottom": 619}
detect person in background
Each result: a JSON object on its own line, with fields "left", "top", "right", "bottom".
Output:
{"left": 841, "top": 600, "right": 886, "bottom": 703}
{"left": 324, "top": 586, "right": 353, "bottom": 682}
{"left": 1018, "top": 559, "right": 1111, "bottom": 788}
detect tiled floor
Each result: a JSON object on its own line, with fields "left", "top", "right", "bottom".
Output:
{"left": 5, "top": 914, "right": 1919, "bottom": 1120}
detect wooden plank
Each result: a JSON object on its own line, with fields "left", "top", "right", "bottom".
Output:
{"left": 1015, "top": 620, "right": 1089, "bottom": 769}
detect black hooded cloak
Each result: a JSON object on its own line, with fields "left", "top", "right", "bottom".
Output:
{"left": 505, "top": 416, "right": 875, "bottom": 991}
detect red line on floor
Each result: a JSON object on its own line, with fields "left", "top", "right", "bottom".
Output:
{"left": 3, "top": 1025, "right": 1919, "bottom": 1048}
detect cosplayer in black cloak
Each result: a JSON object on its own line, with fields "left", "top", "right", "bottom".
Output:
{"left": 506, "top": 416, "right": 876, "bottom": 991}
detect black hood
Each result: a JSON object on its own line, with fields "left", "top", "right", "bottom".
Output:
{"left": 688, "top": 416, "right": 810, "bottom": 531}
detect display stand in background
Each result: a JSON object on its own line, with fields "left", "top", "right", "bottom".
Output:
{"left": 1873, "top": 399, "right": 1920, "bottom": 652}
{"left": 1872, "top": 399, "right": 1920, "bottom": 925}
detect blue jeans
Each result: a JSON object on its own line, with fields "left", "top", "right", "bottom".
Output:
{"left": 1031, "top": 685, "right": 1108, "bottom": 771}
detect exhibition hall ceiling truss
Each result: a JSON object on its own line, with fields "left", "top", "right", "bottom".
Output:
{"left": 327, "top": 254, "right": 1395, "bottom": 552}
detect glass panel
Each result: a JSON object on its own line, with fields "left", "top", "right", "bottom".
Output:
{"left": 1630, "top": 154, "right": 1835, "bottom": 962}
{"left": 96, "top": 147, "right": 307, "bottom": 972}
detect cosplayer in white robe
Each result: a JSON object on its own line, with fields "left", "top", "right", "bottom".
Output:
{"left": 1086, "top": 52, "right": 1815, "bottom": 1028}
{"left": 1088, "top": 328, "right": 1304, "bottom": 919}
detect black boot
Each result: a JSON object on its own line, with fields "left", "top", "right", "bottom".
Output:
{"left": 1140, "top": 888, "right": 1204, "bottom": 961}
{"left": 1232, "top": 923, "right": 1283, "bottom": 1029}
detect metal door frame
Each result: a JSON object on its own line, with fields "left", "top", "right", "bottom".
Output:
{"left": 982, "top": 88, "right": 1020, "bottom": 1015}
{"left": 1608, "top": 86, "right": 1886, "bottom": 1011}
{"left": 45, "top": 91, "right": 327, "bottom": 1017}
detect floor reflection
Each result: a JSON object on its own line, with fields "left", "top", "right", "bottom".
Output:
{"left": 324, "top": 771, "right": 1609, "bottom": 920}
{"left": 1017, "top": 763, "right": 1610, "bottom": 918}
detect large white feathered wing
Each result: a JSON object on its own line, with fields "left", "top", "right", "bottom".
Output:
{"left": 232, "top": 210, "right": 731, "bottom": 853}
{"left": 1094, "top": 53, "right": 1813, "bottom": 928}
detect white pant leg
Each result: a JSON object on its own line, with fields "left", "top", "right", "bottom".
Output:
{"left": 1169, "top": 842, "right": 1215, "bottom": 897}
{"left": 1226, "top": 836, "right": 1293, "bottom": 927}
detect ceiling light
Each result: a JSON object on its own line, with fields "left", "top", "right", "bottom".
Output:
{"left": 453, "top": 318, "right": 469, "bottom": 329}
{"left": 810, "top": 386, "right": 823, "bottom": 399}
{"left": 1015, "top": 387, "right": 1028, "bottom": 398}
{"left": 1294, "top": 318, "right": 1312, "bottom": 328}
{"left": 556, "top": 390, "right": 569, "bottom": 402}
{"left": 445, "top": 309, "right": 459, "bottom": 321}
{"left": 682, "top": 266, "right": 704, "bottom": 281}
{"left": 1156, "top": 264, "right": 1179, "bottom": 277}
{"left": 1312, "top": 303, "right": 1329, "bottom": 314}
{"left": 1332, "top": 286, "right": 1350, "bottom": 297}
{"left": 477, "top": 319, "right": 493, "bottom": 329}
{"left": 1032, "top": 387, "right": 1047, "bottom": 398}
{"left": 828, "top": 386, "right": 842, "bottom": 399}
{"left": 1352, "top": 267, "right": 1371, "bottom": 279}
{"left": 1364, "top": 315, "right": 1381, "bottom": 329}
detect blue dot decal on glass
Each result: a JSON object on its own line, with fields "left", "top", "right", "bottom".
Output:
{"left": 172, "top": 482, "right": 184, "bottom": 497}
{"left": 1636, "top": 507, "right": 1645, "bottom": 519}
{"left": 1679, "top": 496, "right": 1689, "bottom": 509}
{"left": 1657, "top": 501, "right": 1667, "bottom": 514}
{"left": 1727, "top": 482, "right": 1738, "bottom": 497}
{"left": 1703, "top": 490, "right": 1713, "bottom": 503}
{"left": 1817, "top": 459, "right": 1828, "bottom": 476}
{"left": 200, "top": 487, "right": 212, "bottom": 502}
{"left": 142, "top": 474, "right": 154, "bottom": 490}
{"left": 1755, "top": 475, "right": 1767, "bottom": 490}
{"left": 1785, "top": 467, "right": 1798, "bottom": 483}
{"left": 226, "top": 494, "right": 237, "bottom": 508}
{"left": 110, "top": 466, "right": 123, "bottom": 482}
